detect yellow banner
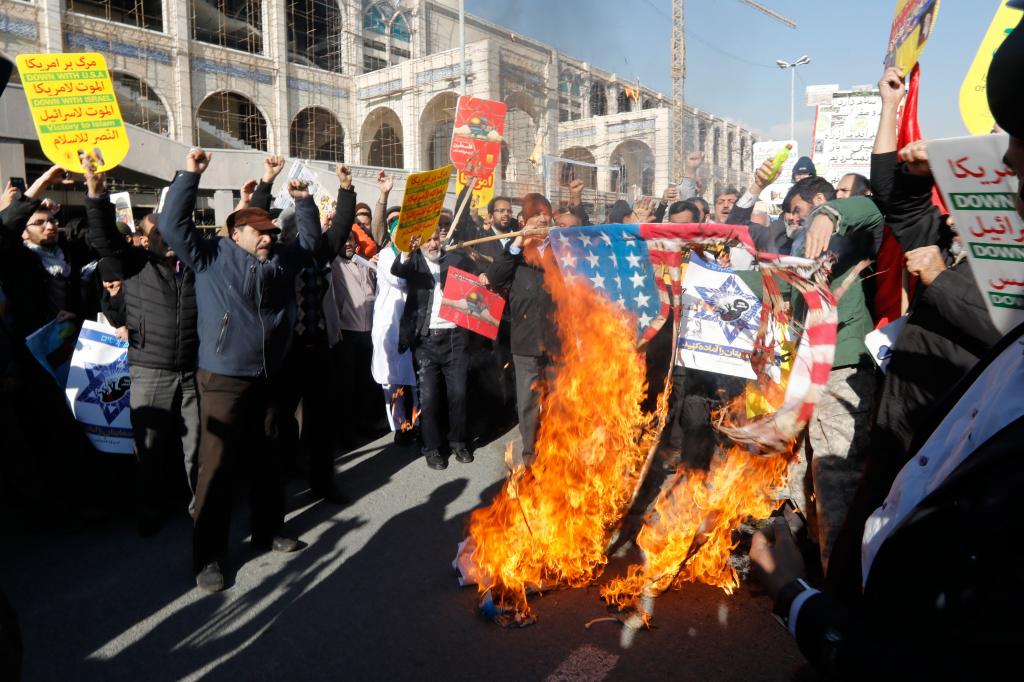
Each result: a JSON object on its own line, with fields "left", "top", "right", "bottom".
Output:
{"left": 456, "top": 169, "right": 495, "bottom": 218}
{"left": 884, "top": 0, "right": 941, "bottom": 72}
{"left": 959, "top": 2, "right": 1023, "bottom": 135}
{"left": 16, "top": 53, "right": 129, "bottom": 172}
{"left": 393, "top": 165, "right": 452, "bottom": 252}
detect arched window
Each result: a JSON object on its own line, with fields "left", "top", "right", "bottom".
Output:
{"left": 192, "top": 0, "right": 263, "bottom": 54}
{"left": 363, "top": 4, "right": 387, "bottom": 34}
{"left": 110, "top": 72, "right": 170, "bottom": 135}
{"left": 609, "top": 140, "right": 655, "bottom": 197}
{"left": 391, "top": 13, "right": 411, "bottom": 42}
{"left": 642, "top": 97, "right": 657, "bottom": 110}
{"left": 420, "top": 92, "right": 457, "bottom": 171}
{"left": 590, "top": 83, "right": 607, "bottom": 117}
{"left": 67, "top": 0, "right": 162, "bottom": 31}
{"left": 195, "top": 91, "right": 267, "bottom": 151}
{"left": 288, "top": 0, "right": 345, "bottom": 73}
{"left": 363, "top": 107, "right": 404, "bottom": 168}
{"left": 290, "top": 107, "right": 345, "bottom": 162}
{"left": 617, "top": 89, "right": 632, "bottom": 113}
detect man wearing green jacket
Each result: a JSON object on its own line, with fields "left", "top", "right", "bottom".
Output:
{"left": 789, "top": 186, "right": 884, "bottom": 574}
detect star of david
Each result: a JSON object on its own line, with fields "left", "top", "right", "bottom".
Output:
{"left": 76, "top": 356, "right": 131, "bottom": 424}
{"left": 693, "top": 275, "right": 761, "bottom": 343}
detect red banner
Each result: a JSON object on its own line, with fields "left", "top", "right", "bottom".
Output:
{"left": 439, "top": 267, "right": 505, "bottom": 340}
{"left": 449, "top": 96, "right": 506, "bottom": 178}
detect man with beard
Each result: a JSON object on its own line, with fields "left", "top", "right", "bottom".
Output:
{"left": 160, "top": 148, "right": 321, "bottom": 593}
{"left": 392, "top": 226, "right": 476, "bottom": 469}
{"left": 83, "top": 160, "right": 200, "bottom": 536}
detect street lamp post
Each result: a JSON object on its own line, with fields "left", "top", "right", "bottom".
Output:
{"left": 776, "top": 55, "right": 811, "bottom": 142}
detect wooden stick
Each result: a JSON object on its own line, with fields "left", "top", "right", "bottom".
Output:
{"left": 445, "top": 229, "right": 525, "bottom": 251}
{"left": 443, "top": 175, "right": 478, "bottom": 248}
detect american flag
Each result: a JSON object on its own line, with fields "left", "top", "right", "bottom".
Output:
{"left": 549, "top": 222, "right": 841, "bottom": 454}
{"left": 550, "top": 223, "right": 757, "bottom": 343}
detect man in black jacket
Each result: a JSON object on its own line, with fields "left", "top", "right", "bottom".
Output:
{"left": 160, "top": 148, "right": 321, "bottom": 593}
{"left": 392, "top": 226, "right": 475, "bottom": 470}
{"left": 484, "top": 193, "right": 558, "bottom": 466}
{"left": 83, "top": 160, "right": 200, "bottom": 536}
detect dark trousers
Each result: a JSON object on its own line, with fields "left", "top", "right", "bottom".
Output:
{"left": 413, "top": 328, "right": 469, "bottom": 454}
{"left": 512, "top": 353, "right": 555, "bottom": 464}
{"left": 332, "top": 330, "right": 379, "bottom": 442}
{"left": 279, "top": 337, "right": 337, "bottom": 491}
{"left": 130, "top": 365, "right": 200, "bottom": 515}
{"left": 192, "top": 369, "right": 285, "bottom": 573}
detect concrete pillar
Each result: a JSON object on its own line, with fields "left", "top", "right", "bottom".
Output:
{"left": 267, "top": 0, "right": 290, "bottom": 156}
{"left": 39, "top": 0, "right": 63, "bottom": 52}
{"left": 166, "top": 0, "right": 194, "bottom": 145}
{"left": 0, "top": 142, "right": 26, "bottom": 188}
{"left": 213, "top": 189, "right": 234, "bottom": 226}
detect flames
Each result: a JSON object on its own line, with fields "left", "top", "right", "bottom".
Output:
{"left": 466, "top": 255, "right": 661, "bottom": 619}
{"left": 390, "top": 386, "right": 421, "bottom": 432}
{"left": 465, "top": 246, "right": 799, "bottom": 624}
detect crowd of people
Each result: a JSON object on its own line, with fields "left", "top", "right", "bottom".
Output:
{"left": 1, "top": 15, "right": 1023, "bottom": 677}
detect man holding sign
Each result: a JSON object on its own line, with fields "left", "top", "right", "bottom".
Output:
{"left": 392, "top": 223, "right": 477, "bottom": 470}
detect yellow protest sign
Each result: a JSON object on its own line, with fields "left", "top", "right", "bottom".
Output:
{"left": 884, "top": 0, "right": 941, "bottom": 72}
{"left": 959, "top": 2, "right": 1023, "bottom": 135}
{"left": 16, "top": 53, "right": 129, "bottom": 172}
{"left": 393, "top": 165, "right": 452, "bottom": 253}
{"left": 456, "top": 169, "right": 495, "bottom": 218}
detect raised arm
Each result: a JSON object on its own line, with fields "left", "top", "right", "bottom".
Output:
{"left": 323, "top": 163, "right": 356, "bottom": 260}
{"left": 159, "top": 149, "right": 216, "bottom": 272}
{"left": 870, "top": 67, "right": 906, "bottom": 212}
{"left": 0, "top": 166, "right": 63, "bottom": 241}
{"left": 285, "top": 179, "right": 322, "bottom": 255}
{"left": 729, "top": 158, "right": 775, "bottom": 226}
{"left": 371, "top": 170, "right": 394, "bottom": 245}
{"left": 249, "top": 155, "right": 285, "bottom": 211}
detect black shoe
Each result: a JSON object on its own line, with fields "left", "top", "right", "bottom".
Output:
{"left": 196, "top": 562, "right": 225, "bottom": 593}
{"left": 312, "top": 484, "right": 350, "bottom": 506}
{"left": 424, "top": 450, "right": 447, "bottom": 470}
{"left": 453, "top": 447, "right": 474, "bottom": 464}
{"left": 252, "top": 535, "right": 302, "bottom": 553}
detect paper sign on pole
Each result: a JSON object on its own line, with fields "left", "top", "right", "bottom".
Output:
{"left": 930, "top": 133, "right": 1024, "bottom": 334}
{"left": 439, "top": 266, "right": 505, "bottom": 340}
{"left": 16, "top": 53, "right": 129, "bottom": 172}
{"left": 959, "top": 2, "right": 1023, "bottom": 136}
{"left": 456, "top": 169, "right": 495, "bottom": 218}
{"left": 65, "top": 320, "right": 133, "bottom": 454}
{"left": 885, "top": 0, "right": 941, "bottom": 71}
{"left": 677, "top": 255, "right": 763, "bottom": 380}
{"left": 393, "top": 165, "right": 452, "bottom": 252}
{"left": 450, "top": 96, "right": 507, "bottom": 178}
{"left": 273, "top": 161, "right": 336, "bottom": 221}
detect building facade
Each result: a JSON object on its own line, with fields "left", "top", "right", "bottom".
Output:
{"left": 0, "top": 0, "right": 756, "bottom": 216}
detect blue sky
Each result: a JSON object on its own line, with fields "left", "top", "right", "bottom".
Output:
{"left": 466, "top": 0, "right": 998, "bottom": 153}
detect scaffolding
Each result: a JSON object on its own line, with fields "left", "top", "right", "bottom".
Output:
{"left": 66, "top": 0, "right": 164, "bottom": 31}
{"left": 195, "top": 91, "right": 268, "bottom": 151}
{"left": 287, "top": 0, "right": 346, "bottom": 73}
{"left": 191, "top": 0, "right": 263, "bottom": 54}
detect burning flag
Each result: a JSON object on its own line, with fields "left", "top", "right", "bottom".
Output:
{"left": 456, "top": 223, "right": 838, "bottom": 625}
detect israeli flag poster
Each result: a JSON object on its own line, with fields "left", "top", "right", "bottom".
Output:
{"left": 65, "top": 320, "right": 133, "bottom": 454}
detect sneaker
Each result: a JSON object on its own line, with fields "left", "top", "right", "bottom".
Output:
{"left": 453, "top": 447, "right": 474, "bottom": 464}
{"left": 424, "top": 450, "right": 447, "bottom": 470}
{"left": 196, "top": 562, "right": 225, "bottom": 593}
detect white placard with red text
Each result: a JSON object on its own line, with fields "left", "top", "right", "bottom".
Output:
{"left": 930, "top": 134, "right": 1024, "bottom": 334}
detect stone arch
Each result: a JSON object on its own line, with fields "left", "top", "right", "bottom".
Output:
{"left": 195, "top": 90, "right": 268, "bottom": 151}
{"left": 362, "top": 106, "right": 404, "bottom": 168}
{"left": 290, "top": 106, "right": 345, "bottom": 162}
{"left": 419, "top": 91, "right": 458, "bottom": 171}
{"left": 616, "top": 88, "right": 632, "bottom": 113}
{"left": 590, "top": 82, "right": 608, "bottom": 117}
{"left": 559, "top": 146, "right": 597, "bottom": 188}
{"left": 609, "top": 139, "right": 655, "bottom": 197}
{"left": 110, "top": 70, "right": 173, "bottom": 136}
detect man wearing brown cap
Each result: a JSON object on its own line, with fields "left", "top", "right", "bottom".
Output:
{"left": 160, "top": 148, "right": 322, "bottom": 593}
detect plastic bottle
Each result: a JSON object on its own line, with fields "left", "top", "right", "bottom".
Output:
{"left": 767, "top": 144, "right": 793, "bottom": 184}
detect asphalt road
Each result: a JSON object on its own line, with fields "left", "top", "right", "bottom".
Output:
{"left": 2, "top": 430, "right": 807, "bottom": 681}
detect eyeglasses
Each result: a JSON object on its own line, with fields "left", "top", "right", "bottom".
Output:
{"left": 492, "top": 208, "right": 512, "bottom": 214}
{"left": 27, "top": 217, "right": 60, "bottom": 228}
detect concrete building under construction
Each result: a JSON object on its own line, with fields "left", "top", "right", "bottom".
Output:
{"left": 0, "top": 0, "right": 756, "bottom": 222}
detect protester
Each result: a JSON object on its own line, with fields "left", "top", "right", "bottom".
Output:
{"left": 835, "top": 173, "right": 870, "bottom": 199}
{"left": 160, "top": 148, "right": 321, "bottom": 593}
{"left": 392, "top": 226, "right": 476, "bottom": 469}
{"left": 83, "top": 163, "right": 201, "bottom": 536}
{"left": 655, "top": 152, "right": 703, "bottom": 222}
{"left": 712, "top": 187, "right": 739, "bottom": 223}
{"left": 791, "top": 156, "right": 816, "bottom": 183}
{"left": 370, "top": 171, "right": 400, "bottom": 247}
{"left": 485, "top": 194, "right": 558, "bottom": 466}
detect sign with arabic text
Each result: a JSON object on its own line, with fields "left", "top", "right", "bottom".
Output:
{"left": 810, "top": 89, "right": 881, "bottom": 188}
{"left": 456, "top": 169, "right": 495, "bottom": 218}
{"left": 440, "top": 266, "right": 505, "bottom": 339}
{"left": 65, "top": 320, "right": 133, "bottom": 454}
{"left": 16, "top": 53, "right": 129, "bottom": 172}
{"left": 930, "top": 134, "right": 1024, "bottom": 334}
{"left": 393, "top": 165, "right": 452, "bottom": 252}
{"left": 959, "top": 2, "right": 1023, "bottom": 135}
{"left": 885, "top": 0, "right": 941, "bottom": 71}
{"left": 450, "top": 96, "right": 506, "bottom": 178}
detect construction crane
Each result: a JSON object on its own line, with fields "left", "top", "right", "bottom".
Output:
{"left": 670, "top": 0, "right": 797, "bottom": 180}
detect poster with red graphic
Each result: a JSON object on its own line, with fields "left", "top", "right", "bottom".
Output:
{"left": 449, "top": 96, "right": 506, "bottom": 178}
{"left": 439, "top": 267, "right": 505, "bottom": 340}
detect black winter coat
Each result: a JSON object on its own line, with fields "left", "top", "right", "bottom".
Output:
{"left": 391, "top": 249, "right": 475, "bottom": 353}
{"left": 484, "top": 245, "right": 558, "bottom": 358}
{"left": 85, "top": 194, "right": 199, "bottom": 371}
